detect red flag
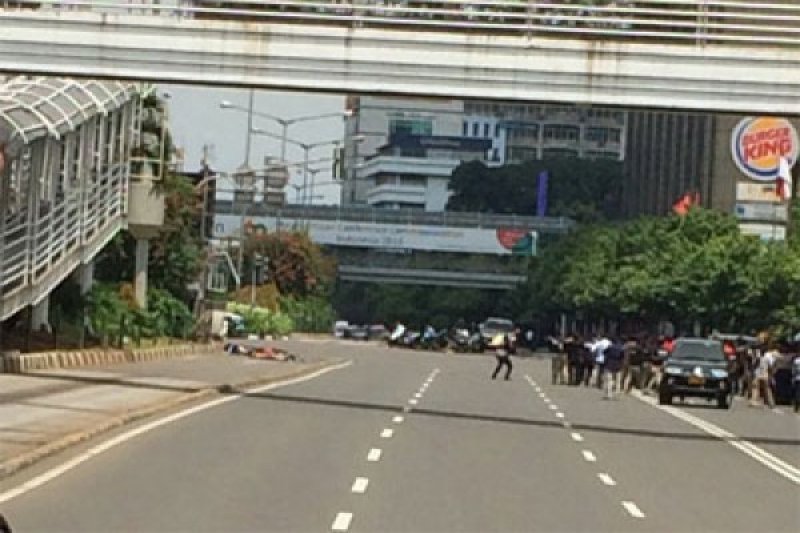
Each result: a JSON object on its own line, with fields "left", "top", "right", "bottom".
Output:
{"left": 776, "top": 157, "right": 793, "bottom": 202}
{"left": 672, "top": 193, "right": 691, "bottom": 215}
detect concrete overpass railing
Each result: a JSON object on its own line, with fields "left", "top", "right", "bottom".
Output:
{"left": 0, "top": 1, "right": 798, "bottom": 113}
{"left": 214, "top": 202, "right": 575, "bottom": 233}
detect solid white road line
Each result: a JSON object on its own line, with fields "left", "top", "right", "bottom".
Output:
{"left": 409, "top": 398, "right": 418, "bottom": 405}
{"left": 367, "top": 448, "right": 382, "bottom": 462}
{"left": 332, "top": 512, "right": 354, "bottom": 531}
{"left": 0, "top": 360, "right": 354, "bottom": 505}
{"left": 634, "top": 391, "right": 800, "bottom": 485}
{"left": 622, "top": 501, "right": 646, "bottom": 518}
{"left": 571, "top": 432, "right": 584, "bottom": 442}
{"left": 597, "top": 473, "right": 617, "bottom": 486}
{"left": 582, "top": 450, "right": 597, "bottom": 462}
{"left": 381, "top": 428, "right": 394, "bottom": 438}
{"left": 556, "top": 412, "right": 565, "bottom": 418}
{"left": 351, "top": 477, "right": 369, "bottom": 494}
{"left": 392, "top": 416, "right": 404, "bottom": 423}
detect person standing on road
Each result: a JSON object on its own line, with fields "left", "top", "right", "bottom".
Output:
{"left": 581, "top": 338, "right": 595, "bottom": 387}
{"left": 624, "top": 337, "right": 646, "bottom": 393}
{"left": 491, "top": 332, "right": 515, "bottom": 381}
{"left": 751, "top": 344, "right": 777, "bottom": 408}
{"left": 552, "top": 335, "right": 568, "bottom": 385}
{"left": 593, "top": 335, "right": 611, "bottom": 389}
{"left": 565, "top": 334, "right": 583, "bottom": 386}
{"left": 603, "top": 338, "right": 625, "bottom": 400}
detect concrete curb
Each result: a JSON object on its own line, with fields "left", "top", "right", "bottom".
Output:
{"left": 0, "top": 358, "right": 344, "bottom": 480}
{"left": 1, "top": 343, "right": 223, "bottom": 374}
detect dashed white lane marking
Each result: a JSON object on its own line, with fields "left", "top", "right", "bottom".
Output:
{"left": 403, "top": 406, "right": 412, "bottom": 413}
{"left": 622, "top": 501, "right": 645, "bottom": 518}
{"left": 381, "top": 428, "right": 394, "bottom": 438}
{"left": 634, "top": 391, "right": 800, "bottom": 485}
{"left": 563, "top": 421, "right": 572, "bottom": 428}
{"left": 556, "top": 412, "right": 565, "bottom": 419}
{"left": 414, "top": 392, "right": 423, "bottom": 398}
{"left": 549, "top": 404, "right": 558, "bottom": 410}
{"left": 571, "top": 432, "right": 584, "bottom": 442}
{"left": 367, "top": 448, "right": 382, "bottom": 462}
{"left": 538, "top": 393, "right": 546, "bottom": 398}
{"left": 543, "top": 398, "right": 551, "bottom": 404}
{"left": 408, "top": 398, "right": 418, "bottom": 405}
{"left": 351, "top": 477, "right": 369, "bottom": 494}
{"left": 0, "top": 360, "right": 354, "bottom": 505}
{"left": 582, "top": 450, "right": 597, "bottom": 462}
{"left": 332, "top": 512, "right": 354, "bottom": 531}
{"left": 392, "top": 416, "right": 404, "bottom": 423}
{"left": 598, "top": 473, "right": 617, "bottom": 486}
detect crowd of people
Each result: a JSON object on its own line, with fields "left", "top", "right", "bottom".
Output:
{"left": 545, "top": 333, "right": 800, "bottom": 411}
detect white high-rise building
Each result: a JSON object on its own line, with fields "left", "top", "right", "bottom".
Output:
{"left": 341, "top": 96, "right": 465, "bottom": 207}
{"left": 463, "top": 101, "right": 628, "bottom": 164}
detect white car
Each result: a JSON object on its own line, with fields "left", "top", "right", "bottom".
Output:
{"left": 333, "top": 321, "right": 349, "bottom": 338}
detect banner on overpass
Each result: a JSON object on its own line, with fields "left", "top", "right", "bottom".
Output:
{"left": 213, "top": 214, "right": 537, "bottom": 256}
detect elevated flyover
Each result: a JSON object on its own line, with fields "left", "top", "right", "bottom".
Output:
{"left": 0, "top": 1, "right": 798, "bottom": 114}
{"left": 213, "top": 202, "right": 570, "bottom": 290}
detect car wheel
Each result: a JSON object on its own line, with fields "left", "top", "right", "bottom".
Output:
{"left": 658, "top": 390, "right": 672, "bottom": 405}
{"left": 717, "top": 393, "right": 731, "bottom": 409}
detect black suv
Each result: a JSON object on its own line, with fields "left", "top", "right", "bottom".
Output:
{"left": 659, "top": 338, "right": 733, "bottom": 409}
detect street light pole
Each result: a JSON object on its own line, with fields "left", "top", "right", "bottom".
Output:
{"left": 243, "top": 89, "right": 254, "bottom": 168}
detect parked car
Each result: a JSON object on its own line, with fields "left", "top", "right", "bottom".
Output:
{"left": 333, "top": 320, "right": 349, "bottom": 338}
{"left": 478, "top": 317, "right": 515, "bottom": 343}
{"left": 347, "top": 324, "right": 369, "bottom": 341}
{"left": 368, "top": 324, "right": 390, "bottom": 341}
{"left": 659, "top": 338, "right": 732, "bottom": 409}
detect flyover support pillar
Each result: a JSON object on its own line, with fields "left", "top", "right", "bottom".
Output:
{"left": 134, "top": 238, "right": 150, "bottom": 309}
{"left": 31, "top": 296, "right": 50, "bottom": 333}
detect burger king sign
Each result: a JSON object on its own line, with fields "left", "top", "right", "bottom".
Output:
{"left": 731, "top": 117, "right": 798, "bottom": 182}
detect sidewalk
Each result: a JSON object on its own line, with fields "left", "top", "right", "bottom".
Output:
{"left": 0, "top": 349, "right": 342, "bottom": 479}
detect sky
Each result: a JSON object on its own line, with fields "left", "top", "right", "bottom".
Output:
{"left": 162, "top": 84, "right": 346, "bottom": 204}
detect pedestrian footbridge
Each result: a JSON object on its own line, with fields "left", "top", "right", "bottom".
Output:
{"left": 0, "top": 1, "right": 798, "bottom": 114}
{"left": 0, "top": 77, "right": 141, "bottom": 321}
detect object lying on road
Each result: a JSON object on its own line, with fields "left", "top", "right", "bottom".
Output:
{"left": 249, "top": 346, "right": 298, "bottom": 362}
{"left": 224, "top": 342, "right": 297, "bottom": 362}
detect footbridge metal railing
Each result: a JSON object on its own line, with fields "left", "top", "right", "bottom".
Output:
{"left": 0, "top": 77, "right": 141, "bottom": 321}
{"left": 0, "top": 1, "right": 798, "bottom": 113}
{"left": 4, "top": 1, "right": 798, "bottom": 46}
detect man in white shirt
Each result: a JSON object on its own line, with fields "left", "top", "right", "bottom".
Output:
{"left": 750, "top": 346, "right": 777, "bottom": 408}
{"left": 593, "top": 336, "right": 612, "bottom": 389}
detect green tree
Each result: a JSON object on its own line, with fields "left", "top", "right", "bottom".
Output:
{"left": 447, "top": 157, "right": 623, "bottom": 222}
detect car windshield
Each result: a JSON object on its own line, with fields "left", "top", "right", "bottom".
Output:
{"left": 671, "top": 340, "right": 725, "bottom": 361}
{"left": 485, "top": 320, "right": 513, "bottom": 331}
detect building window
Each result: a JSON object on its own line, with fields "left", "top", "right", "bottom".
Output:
{"left": 495, "top": 123, "right": 500, "bottom": 137}
{"left": 389, "top": 118, "right": 433, "bottom": 136}
{"left": 472, "top": 122, "right": 479, "bottom": 136}
{"left": 492, "top": 148, "right": 500, "bottom": 161}
{"left": 463, "top": 121, "right": 468, "bottom": 136}
{"left": 483, "top": 123, "right": 490, "bottom": 137}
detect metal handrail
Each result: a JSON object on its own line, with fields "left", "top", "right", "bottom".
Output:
{"left": 2, "top": 1, "right": 798, "bottom": 46}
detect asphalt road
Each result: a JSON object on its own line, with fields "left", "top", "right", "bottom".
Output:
{"left": 1, "top": 341, "right": 798, "bottom": 532}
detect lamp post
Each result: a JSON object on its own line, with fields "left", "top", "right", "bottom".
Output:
{"left": 251, "top": 130, "right": 363, "bottom": 205}
{"left": 220, "top": 100, "right": 351, "bottom": 163}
